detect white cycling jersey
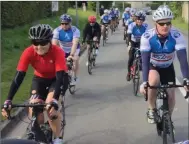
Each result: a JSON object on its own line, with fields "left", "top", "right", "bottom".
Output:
{"left": 140, "top": 28, "right": 186, "bottom": 68}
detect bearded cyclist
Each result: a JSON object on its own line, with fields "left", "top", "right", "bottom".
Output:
{"left": 52, "top": 14, "right": 80, "bottom": 86}
{"left": 126, "top": 11, "right": 147, "bottom": 81}
{"left": 101, "top": 9, "right": 112, "bottom": 40}
{"left": 1, "top": 24, "right": 68, "bottom": 144}
{"left": 83, "top": 16, "right": 101, "bottom": 66}
{"left": 122, "top": 7, "right": 131, "bottom": 40}
{"left": 139, "top": 5, "right": 189, "bottom": 128}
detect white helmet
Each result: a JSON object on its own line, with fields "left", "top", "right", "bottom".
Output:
{"left": 125, "top": 7, "right": 130, "bottom": 12}
{"left": 130, "top": 8, "right": 136, "bottom": 15}
{"left": 152, "top": 5, "right": 174, "bottom": 21}
{"left": 115, "top": 8, "right": 118, "bottom": 11}
{"left": 104, "top": 9, "right": 109, "bottom": 14}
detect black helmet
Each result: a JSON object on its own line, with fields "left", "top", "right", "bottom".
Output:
{"left": 29, "top": 24, "right": 53, "bottom": 40}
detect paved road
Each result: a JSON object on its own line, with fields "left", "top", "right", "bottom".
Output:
{"left": 4, "top": 16, "right": 189, "bottom": 144}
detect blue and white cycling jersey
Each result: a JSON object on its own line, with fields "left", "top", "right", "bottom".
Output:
{"left": 127, "top": 22, "right": 147, "bottom": 42}
{"left": 53, "top": 26, "right": 80, "bottom": 53}
{"left": 140, "top": 28, "right": 186, "bottom": 68}
{"left": 143, "top": 23, "right": 148, "bottom": 29}
{"left": 115, "top": 10, "right": 120, "bottom": 17}
{"left": 110, "top": 10, "right": 116, "bottom": 18}
{"left": 101, "top": 14, "right": 112, "bottom": 24}
{"left": 122, "top": 12, "right": 130, "bottom": 23}
{"left": 126, "top": 18, "right": 134, "bottom": 26}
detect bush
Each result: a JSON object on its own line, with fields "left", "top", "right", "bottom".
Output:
{"left": 1, "top": 1, "right": 68, "bottom": 28}
{"left": 87, "top": 2, "right": 96, "bottom": 11}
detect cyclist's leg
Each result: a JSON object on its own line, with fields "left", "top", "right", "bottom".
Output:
{"left": 93, "top": 36, "right": 99, "bottom": 55}
{"left": 73, "top": 47, "right": 80, "bottom": 83}
{"left": 46, "top": 81, "right": 63, "bottom": 141}
{"left": 127, "top": 42, "right": 135, "bottom": 81}
{"left": 159, "top": 64, "right": 176, "bottom": 115}
{"left": 86, "top": 35, "right": 92, "bottom": 66}
{"left": 147, "top": 65, "right": 161, "bottom": 123}
{"left": 28, "top": 76, "right": 51, "bottom": 125}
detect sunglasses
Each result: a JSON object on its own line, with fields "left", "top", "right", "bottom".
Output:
{"left": 32, "top": 40, "right": 49, "bottom": 46}
{"left": 157, "top": 22, "right": 171, "bottom": 26}
{"left": 61, "top": 23, "right": 69, "bottom": 25}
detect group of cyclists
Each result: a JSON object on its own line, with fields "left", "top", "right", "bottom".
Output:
{"left": 1, "top": 4, "right": 189, "bottom": 144}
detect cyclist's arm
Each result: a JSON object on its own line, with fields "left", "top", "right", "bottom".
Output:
{"left": 83, "top": 24, "right": 88, "bottom": 42}
{"left": 174, "top": 32, "right": 189, "bottom": 79}
{"left": 70, "top": 26, "right": 80, "bottom": 56}
{"left": 140, "top": 33, "right": 151, "bottom": 82}
{"left": 52, "top": 29, "right": 60, "bottom": 46}
{"left": 54, "top": 48, "right": 68, "bottom": 100}
{"left": 127, "top": 23, "right": 133, "bottom": 42}
{"left": 7, "top": 48, "right": 31, "bottom": 100}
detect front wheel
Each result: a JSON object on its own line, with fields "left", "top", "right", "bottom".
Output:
{"left": 132, "top": 59, "right": 140, "bottom": 96}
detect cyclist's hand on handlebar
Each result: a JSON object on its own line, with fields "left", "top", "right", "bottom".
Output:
{"left": 46, "top": 99, "right": 59, "bottom": 120}
{"left": 1, "top": 100, "right": 12, "bottom": 118}
{"left": 140, "top": 82, "right": 148, "bottom": 95}
{"left": 67, "top": 55, "right": 74, "bottom": 61}
{"left": 183, "top": 78, "right": 189, "bottom": 92}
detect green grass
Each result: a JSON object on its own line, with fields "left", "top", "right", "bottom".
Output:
{"left": 1, "top": 8, "right": 97, "bottom": 105}
{"left": 172, "top": 17, "right": 188, "bottom": 32}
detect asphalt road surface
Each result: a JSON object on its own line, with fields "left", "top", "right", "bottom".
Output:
{"left": 4, "top": 16, "right": 189, "bottom": 144}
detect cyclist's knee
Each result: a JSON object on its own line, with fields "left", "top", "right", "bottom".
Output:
{"left": 148, "top": 70, "right": 160, "bottom": 86}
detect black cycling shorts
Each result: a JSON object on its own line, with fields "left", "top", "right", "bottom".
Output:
{"left": 111, "top": 17, "right": 116, "bottom": 21}
{"left": 150, "top": 64, "right": 176, "bottom": 85}
{"left": 86, "top": 34, "right": 99, "bottom": 44}
{"left": 30, "top": 76, "right": 56, "bottom": 101}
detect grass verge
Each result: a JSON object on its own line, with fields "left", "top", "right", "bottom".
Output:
{"left": 172, "top": 17, "right": 188, "bottom": 33}
{"left": 1, "top": 8, "right": 97, "bottom": 105}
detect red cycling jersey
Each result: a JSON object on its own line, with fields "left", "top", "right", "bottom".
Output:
{"left": 17, "top": 44, "right": 68, "bottom": 78}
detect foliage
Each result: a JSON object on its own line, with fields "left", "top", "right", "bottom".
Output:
{"left": 1, "top": 1, "right": 68, "bottom": 28}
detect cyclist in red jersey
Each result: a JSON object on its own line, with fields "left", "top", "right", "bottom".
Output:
{"left": 1, "top": 24, "right": 68, "bottom": 144}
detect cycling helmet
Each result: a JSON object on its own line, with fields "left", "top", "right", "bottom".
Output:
{"left": 88, "top": 16, "right": 96, "bottom": 23}
{"left": 125, "top": 7, "right": 130, "bottom": 12}
{"left": 115, "top": 8, "right": 118, "bottom": 11}
{"left": 175, "top": 140, "right": 189, "bottom": 144}
{"left": 152, "top": 5, "right": 173, "bottom": 22}
{"left": 29, "top": 24, "right": 53, "bottom": 40}
{"left": 135, "top": 11, "right": 146, "bottom": 21}
{"left": 60, "top": 14, "right": 72, "bottom": 23}
{"left": 130, "top": 8, "right": 136, "bottom": 16}
{"left": 104, "top": 9, "right": 109, "bottom": 14}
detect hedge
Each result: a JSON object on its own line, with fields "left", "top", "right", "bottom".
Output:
{"left": 1, "top": 1, "right": 69, "bottom": 29}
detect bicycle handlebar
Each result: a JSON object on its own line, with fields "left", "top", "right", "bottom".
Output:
{"left": 144, "top": 83, "right": 189, "bottom": 101}
{"left": 2, "top": 103, "right": 48, "bottom": 120}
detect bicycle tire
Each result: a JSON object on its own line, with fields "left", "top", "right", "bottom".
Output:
{"left": 69, "top": 85, "right": 76, "bottom": 95}
{"left": 167, "top": 114, "right": 175, "bottom": 143}
{"left": 162, "top": 114, "right": 168, "bottom": 144}
{"left": 60, "top": 96, "right": 66, "bottom": 140}
{"left": 132, "top": 59, "right": 140, "bottom": 96}
{"left": 156, "top": 92, "right": 163, "bottom": 136}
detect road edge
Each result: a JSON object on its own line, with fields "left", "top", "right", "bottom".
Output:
{"left": 0, "top": 46, "right": 87, "bottom": 138}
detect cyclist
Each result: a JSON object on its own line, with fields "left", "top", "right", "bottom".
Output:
{"left": 100, "top": 9, "right": 112, "bottom": 40}
{"left": 126, "top": 11, "right": 147, "bottom": 81}
{"left": 109, "top": 7, "right": 117, "bottom": 31}
{"left": 115, "top": 7, "right": 120, "bottom": 26}
{"left": 122, "top": 7, "right": 131, "bottom": 40}
{"left": 139, "top": 5, "right": 189, "bottom": 127}
{"left": 138, "top": 10, "right": 148, "bottom": 29}
{"left": 52, "top": 14, "right": 80, "bottom": 86}
{"left": 125, "top": 8, "right": 136, "bottom": 44}
{"left": 126, "top": 8, "right": 136, "bottom": 26}
{"left": 1, "top": 24, "right": 68, "bottom": 144}
{"left": 82, "top": 16, "right": 101, "bottom": 66}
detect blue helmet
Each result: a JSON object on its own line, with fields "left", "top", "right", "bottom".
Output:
{"left": 60, "top": 14, "right": 72, "bottom": 23}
